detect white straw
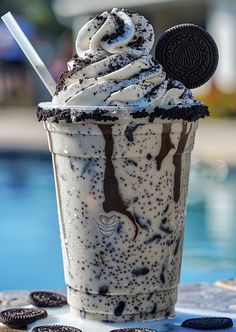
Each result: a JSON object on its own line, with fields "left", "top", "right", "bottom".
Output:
{"left": 1, "top": 12, "right": 56, "bottom": 96}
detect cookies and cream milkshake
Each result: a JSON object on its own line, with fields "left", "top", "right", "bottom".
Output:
{"left": 37, "top": 8, "right": 209, "bottom": 321}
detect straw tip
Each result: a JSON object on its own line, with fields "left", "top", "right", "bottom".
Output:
{"left": 1, "top": 11, "right": 12, "bottom": 21}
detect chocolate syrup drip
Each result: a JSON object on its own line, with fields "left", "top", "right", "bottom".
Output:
{"left": 173, "top": 123, "right": 192, "bottom": 202}
{"left": 155, "top": 123, "right": 175, "bottom": 170}
{"left": 98, "top": 124, "right": 138, "bottom": 240}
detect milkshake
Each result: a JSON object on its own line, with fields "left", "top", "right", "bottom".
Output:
{"left": 37, "top": 8, "right": 209, "bottom": 321}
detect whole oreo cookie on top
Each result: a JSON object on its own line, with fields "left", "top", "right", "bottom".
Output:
{"left": 181, "top": 317, "right": 233, "bottom": 330}
{"left": 155, "top": 24, "right": 219, "bottom": 89}
{"left": 29, "top": 291, "right": 67, "bottom": 307}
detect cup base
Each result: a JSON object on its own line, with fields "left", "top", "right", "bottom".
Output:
{"left": 70, "top": 305, "right": 175, "bottom": 322}
{"left": 67, "top": 286, "right": 177, "bottom": 321}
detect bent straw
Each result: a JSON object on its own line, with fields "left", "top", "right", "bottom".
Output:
{"left": 1, "top": 12, "right": 56, "bottom": 96}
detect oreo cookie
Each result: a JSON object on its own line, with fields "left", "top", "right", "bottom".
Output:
{"left": 155, "top": 24, "right": 219, "bottom": 89}
{"left": 0, "top": 308, "right": 47, "bottom": 328}
{"left": 32, "top": 325, "right": 82, "bottom": 332}
{"left": 110, "top": 329, "right": 157, "bottom": 332}
{"left": 29, "top": 291, "right": 67, "bottom": 307}
{"left": 181, "top": 317, "right": 233, "bottom": 330}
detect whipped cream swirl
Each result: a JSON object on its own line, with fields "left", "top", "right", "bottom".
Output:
{"left": 53, "top": 8, "right": 198, "bottom": 110}
{"left": 76, "top": 8, "right": 154, "bottom": 58}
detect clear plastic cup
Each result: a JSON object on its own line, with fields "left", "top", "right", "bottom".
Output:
{"left": 40, "top": 103, "right": 198, "bottom": 321}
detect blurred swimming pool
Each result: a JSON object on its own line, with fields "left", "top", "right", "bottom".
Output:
{"left": 0, "top": 151, "right": 236, "bottom": 290}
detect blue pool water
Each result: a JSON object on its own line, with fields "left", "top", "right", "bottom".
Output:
{"left": 0, "top": 151, "right": 236, "bottom": 290}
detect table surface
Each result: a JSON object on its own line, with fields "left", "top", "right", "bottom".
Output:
{"left": 1, "top": 281, "right": 236, "bottom": 331}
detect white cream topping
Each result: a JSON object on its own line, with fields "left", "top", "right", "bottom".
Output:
{"left": 53, "top": 8, "right": 198, "bottom": 110}
{"left": 75, "top": 8, "right": 154, "bottom": 58}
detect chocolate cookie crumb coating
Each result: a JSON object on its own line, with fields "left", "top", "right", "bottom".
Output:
{"left": 37, "top": 104, "right": 209, "bottom": 123}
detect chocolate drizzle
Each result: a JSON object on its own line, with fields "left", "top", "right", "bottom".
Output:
{"left": 98, "top": 124, "right": 138, "bottom": 240}
{"left": 155, "top": 123, "right": 175, "bottom": 170}
{"left": 173, "top": 122, "right": 192, "bottom": 202}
